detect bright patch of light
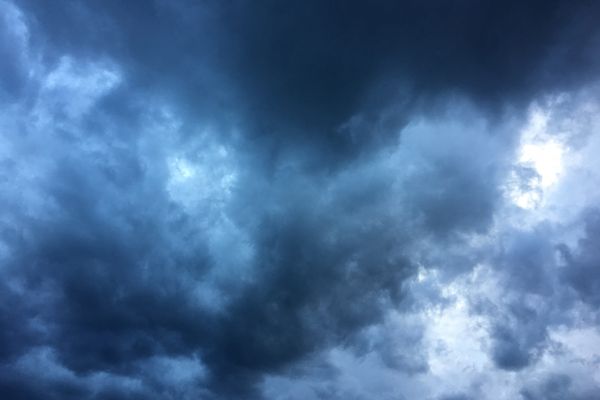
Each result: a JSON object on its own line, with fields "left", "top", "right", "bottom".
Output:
{"left": 508, "top": 107, "right": 566, "bottom": 209}
{"left": 519, "top": 140, "right": 563, "bottom": 188}
{"left": 169, "top": 157, "right": 196, "bottom": 181}
{"left": 425, "top": 274, "right": 490, "bottom": 381}
{"left": 549, "top": 326, "right": 600, "bottom": 378}
{"left": 166, "top": 143, "right": 237, "bottom": 212}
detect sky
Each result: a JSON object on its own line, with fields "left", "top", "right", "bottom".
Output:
{"left": 1, "top": 1, "right": 600, "bottom": 399}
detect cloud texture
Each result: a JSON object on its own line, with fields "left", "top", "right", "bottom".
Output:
{"left": 1, "top": 1, "right": 600, "bottom": 399}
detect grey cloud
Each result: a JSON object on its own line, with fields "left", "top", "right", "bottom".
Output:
{"left": 520, "top": 373, "right": 600, "bottom": 400}
{"left": 0, "top": 83, "right": 513, "bottom": 398}
{"left": 17, "top": 0, "right": 600, "bottom": 162}
{"left": 479, "top": 228, "right": 563, "bottom": 370}
{"left": 2, "top": 0, "right": 600, "bottom": 399}
{"left": 559, "top": 208, "right": 600, "bottom": 307}
{"left": 470, "top": 217, "right": 600, "bottom": 372}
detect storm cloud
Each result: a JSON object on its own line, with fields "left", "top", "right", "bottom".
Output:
{"left": 1, "top": 1, "right": 600, "bottom": 399}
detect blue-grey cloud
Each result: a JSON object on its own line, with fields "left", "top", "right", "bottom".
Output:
{"left": 1, "top": 1, "right": 600, "bottom": 399}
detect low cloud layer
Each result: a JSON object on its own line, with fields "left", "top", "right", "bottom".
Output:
{"left": 1, "top": 1, "right": 600, "bottom": 399}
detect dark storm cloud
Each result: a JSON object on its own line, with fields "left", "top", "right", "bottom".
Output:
{"left": 219, "top": 0, "right": 600, "bottom": 137}
{"left": 198, "top": 175, "right": 416, "bottom": 397}
{"left": 0, "top": 98, "right": 509, "bottom": 398}
{"left": 0, "top": 130, "right": 417, "bottom": 398}
{"left": 0, "top": 363, "right": 154, "bottom": 400}
{"left": 3, "top": 0, "right": 600, "bottom": 399}
{"left": 18, "top": 0, "right": 600, "bottom": 160}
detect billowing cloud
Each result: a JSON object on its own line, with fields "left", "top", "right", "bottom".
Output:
{"left": 1, "top": 1, "right": 600, "bottom": 399}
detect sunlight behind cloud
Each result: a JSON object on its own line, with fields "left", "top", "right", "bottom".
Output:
{"left": 508, "top": 106, "right": 566, "bottom": 209}
{"left": 519, "top": 140, "right": 563, "bottom": 188}
{"left": 166, "top": 142, "right": 237, "bottom": 212}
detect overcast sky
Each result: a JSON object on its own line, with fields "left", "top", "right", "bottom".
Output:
{"left": 1, "top": 1, "right": 600, "bottom": 399}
